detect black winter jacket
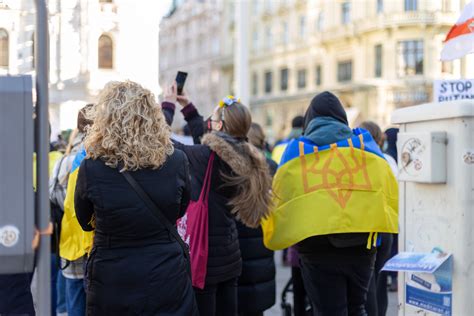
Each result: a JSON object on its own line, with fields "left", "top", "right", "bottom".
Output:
{"left": 74, "top": 150, "right": 198, "bottom": 315}
{"left": 236, "top": 158, "right": 278, "bottom": 314}
{"left": 163, "top": 102, "right": 242, "bottom": 285}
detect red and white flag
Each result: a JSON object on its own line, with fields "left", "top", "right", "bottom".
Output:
{"left": 440, "top": 1, "right": 474, "bottom": 61}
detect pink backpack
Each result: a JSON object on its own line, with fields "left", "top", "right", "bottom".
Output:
{"left": 177, "top": 152, "right": 215, "bottom": 289}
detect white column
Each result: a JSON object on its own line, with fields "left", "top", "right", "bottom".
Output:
{"left": 234, "top": 0, "right": 250, "bottom": 106}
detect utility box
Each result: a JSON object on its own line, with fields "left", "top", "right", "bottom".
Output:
{"left": 391, "top": 100, "right": 474, "bottom": 316}
{"left": 0, "top": 75, "right": 35, "bottom": 274}
{"left": 398, "top": 131, "right": 447, "bottom": 183}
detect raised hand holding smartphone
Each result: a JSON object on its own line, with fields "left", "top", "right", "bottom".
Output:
{"left": 175, "top": 71, "right": 188, "bottom": 96}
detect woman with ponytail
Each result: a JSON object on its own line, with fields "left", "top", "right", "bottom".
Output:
{"left": 162, "top": 84, "right": 273, "bottom": 316}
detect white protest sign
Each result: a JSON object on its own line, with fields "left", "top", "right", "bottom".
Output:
{"left": 433, "top": 79, "right": 474, "bottom": 102}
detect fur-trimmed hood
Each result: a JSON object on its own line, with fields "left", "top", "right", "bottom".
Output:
{"left": 202, "top": 132, "right": 252, "bottom": 175}
{"left": 201, "top": 132, "right": 273, "bottom": 228}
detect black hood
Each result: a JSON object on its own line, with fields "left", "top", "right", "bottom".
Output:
{"left": 303, "top": 91, "right": 348, "bottom": 132}
{"left": 384, "top": 128, "right": 399, "bottom": 162}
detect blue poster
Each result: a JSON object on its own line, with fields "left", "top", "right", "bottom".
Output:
{"left": 383, "top": 250, "right": 453, "bottom": 315}
{"left": 406, "top": 284, "right": 452, "bottom": 315}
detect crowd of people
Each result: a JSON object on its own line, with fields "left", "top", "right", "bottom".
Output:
{"left": 0, "top": 78, "right": 400, "bottom": 316}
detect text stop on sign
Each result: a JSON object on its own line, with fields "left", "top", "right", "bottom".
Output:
{"left": 433, "top": 79, "right": 474, "bottom": 102}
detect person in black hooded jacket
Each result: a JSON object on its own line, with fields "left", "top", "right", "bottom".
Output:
{"left": 296, "top": 91, "right": 377, "bottom": 316}
{"left": 162, "top": 85, "right": 273, "bottom": 316}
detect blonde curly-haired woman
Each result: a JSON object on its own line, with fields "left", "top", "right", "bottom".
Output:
{"left": 74, "top": 81, "right": 198, "bottom": 315}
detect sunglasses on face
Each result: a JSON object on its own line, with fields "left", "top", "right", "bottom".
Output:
{"left": 206, "top": 116, "right": 222, "bottom": 131}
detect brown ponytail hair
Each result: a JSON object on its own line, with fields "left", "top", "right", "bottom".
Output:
{"left": 204, "top": 103, "right": 273, "bottom": 228}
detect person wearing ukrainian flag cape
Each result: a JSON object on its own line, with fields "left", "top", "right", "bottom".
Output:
{"left": 262, "top": 91, "right": 398, "bottom": 316}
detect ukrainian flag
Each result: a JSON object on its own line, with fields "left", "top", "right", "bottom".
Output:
{"left": 271, "top": 140, "right": 290, "bottom": 165}
{"left": 262, "top": 128, "right": 398, "bottom": 251}
{"left": 59, "top": 149, "right": 94, "bottom": 260}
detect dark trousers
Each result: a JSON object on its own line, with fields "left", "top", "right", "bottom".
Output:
{"left": 0, "top": 273, "right": 35, "bottom": 315}
{"left": 300, "top": 255, "right": 375, "bottom": 316}
{"left": 194, "top": 278, "right": 238, "bottom": 316}
{"left": 366, "top": 234, "right": 393, "bottom": 316}
{"left": 292, "top": 267, "right": 308, "bottom": 316}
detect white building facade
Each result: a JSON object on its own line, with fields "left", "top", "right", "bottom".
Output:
{"left": 0, "top": 0, "right": 161, "bottom": 140}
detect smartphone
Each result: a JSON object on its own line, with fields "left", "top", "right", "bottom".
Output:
{"left": 176, "top": 71, "right": 188, "bottom": 95}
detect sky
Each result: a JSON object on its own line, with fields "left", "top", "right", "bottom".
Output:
{"left": 115, "top": 0, "right": 172, "bottom": 94}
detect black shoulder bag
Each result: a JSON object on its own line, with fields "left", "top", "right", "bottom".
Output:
{"left": 122, "top": 171, "right": 191, "bottom": 277}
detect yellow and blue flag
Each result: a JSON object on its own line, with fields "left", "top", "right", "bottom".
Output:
{"left": 271, "top": 140, "right": 290, "bottom": 165}
{"left": 59, "top": 149, "right": 94, "bottom": 260}
{"left": 262, "top": 128, "right": 398, "bottom": 250}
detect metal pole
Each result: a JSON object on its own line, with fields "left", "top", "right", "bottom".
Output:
{"left": 34, "top": 0, "right": 51, "bottom": 315}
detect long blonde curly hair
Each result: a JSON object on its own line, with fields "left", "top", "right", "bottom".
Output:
{"left": 84, "top": 80, "right": 174, "bottom": 171}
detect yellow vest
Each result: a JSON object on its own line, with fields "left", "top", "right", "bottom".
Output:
{"left": 59, "top": 152, "right": 94, "bottom": 260}
{"left": 33, "top": 151, "right": 63, "bottom": 190}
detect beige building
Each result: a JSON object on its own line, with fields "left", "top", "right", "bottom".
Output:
{"left": 159, "top": 0, "right": 227, "bottom": 128}
{"left": 246, "top": 0, "right": 474, "bottom": 141}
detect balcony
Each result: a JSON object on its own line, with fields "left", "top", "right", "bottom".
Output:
{"left": 322, "top": 11, "right": 456, "bottom": 43}
{"left": 358, "top": 11, "right": 456, "bottom": 32}
{"left": 321, "top": 23, "right": 355, "bottom": 43}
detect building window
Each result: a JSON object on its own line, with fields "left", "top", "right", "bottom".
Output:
{"left": 442, "top": 0, "right": 451, "bottom": 12}
{"left": 377, "top": 0, "right": 383, "bottom": 13}
{"left": 265, "top": 111, "right": 273, "bottom": 127}
{"left": 265, "top": 71, "right": 272, "bottom": 94}
{"left": 265, "top": 26, "right": 272, "bottom": 50}
{"left": 297, "top": 69, "right": 307, "bottom": 89}
{"left": 316, "top": 12, "right": 324, "bottom": 31}
{"left": 315, "top": 65, "right": 322, "bottom": 86}
{"left": 253, "top": 30, "right": 259, "bottom": 50}
{"left": 299, "top": 15, "right": 306, "bottom": 38}
{"left": 397, "top": 40, "right": 423, "bottom": 76}
{"left": 375, "top": 44, "right": 382, "bottom": 78}
{"left": 212, "top": 38, "right": 219, "bottom": 55}
{"left": 280, "top": 68, "right": 288, "bottom": 91}
{"left": 341, "top": 1, "right": 351, "bottom": 24}
{"left": 337, "top": 61, "right": 352, "bottom": 82}
{"left": 253, "top": 0, "right": 260, "bottom": 14}
{"left": 0, "top": 28, "right": 9, "bottom": 67}
{"left": 282, "top": 22, "right": 289, "bottom": 45}
{"left": 405, "top": 0, "right": 417, "bottom": 11}
{"left": 252, "top": 73, "right": 258, "bottom": 96}
{"left": 98, "top": 34, "right": 113, "bottom": 69}
{"left": 264, "top": 0, "right": 272, "bottom": 13}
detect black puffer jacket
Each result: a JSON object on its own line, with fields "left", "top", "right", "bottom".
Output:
{"left": 237, "top": 158, "right": 278, "bottom": 314}
{"left": 74, "top": 150, "right": 198, "bottom": 315}
{"left": 163, "top": 102, "right": 241, "bottom": 285}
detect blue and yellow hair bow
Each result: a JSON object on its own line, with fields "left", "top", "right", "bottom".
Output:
{"left": 218, "top": 95, "right": 240, "bottom": 108}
